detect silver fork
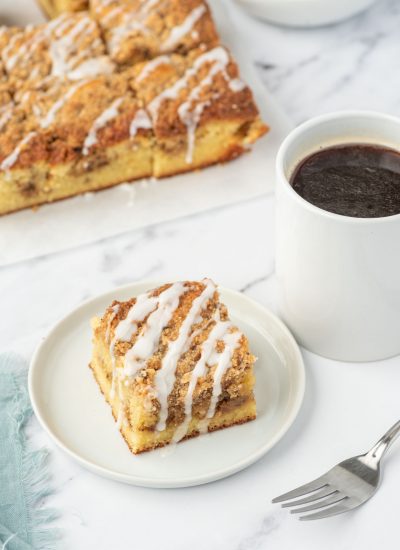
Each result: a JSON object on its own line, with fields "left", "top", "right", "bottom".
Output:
{"left": 272, "top": 420, "right": 400, "bottom": 521}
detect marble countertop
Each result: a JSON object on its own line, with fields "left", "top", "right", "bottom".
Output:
{"left": 2, "top": 0, "right": 400, "bottom": 548}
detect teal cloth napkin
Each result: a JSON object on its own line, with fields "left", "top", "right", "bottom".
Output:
{"left": 0, "top": 353, "right": 59, "bottom": 550}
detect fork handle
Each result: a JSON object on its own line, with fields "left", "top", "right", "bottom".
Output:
{"left": 366, "top": 420, "right": 400, "bottom": 463}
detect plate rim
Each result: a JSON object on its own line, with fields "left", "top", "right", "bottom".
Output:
{"left": 28, "top": 281, "right": 306, "bottom": 488}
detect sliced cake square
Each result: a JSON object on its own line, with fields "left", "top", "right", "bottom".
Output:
{"left": 90, "top": 279, "right": 257, "bottom": 454}
{"left": 0, "top": 13, "right": 113, "bottom": 95}
{"left": 131, "top": 45, "right": 268, "bottom": 176}
{"left": 0, "top": 74, "right": 153, "bottom": 214}
{"left": 90, "top": 0, "right": 219, "bottom": 67}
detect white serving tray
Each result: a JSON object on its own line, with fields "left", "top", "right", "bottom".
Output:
{"left": 0, "top": 0, "right": 292, "bottom": 266}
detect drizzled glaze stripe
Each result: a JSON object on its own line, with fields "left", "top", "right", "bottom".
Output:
{"left": 47, "top": 15, "right": 113, "bottom": 80}
{"left": 161, "top": 5, "right": 206, "bottom": 52}
{"left": 123, "top": 282, "right": 186, "bottom": 379}
{"left": 1, "top": 13, "right": 113, "bottom": 82}
{"left": 148, "top": 47, "right": 244, "bottom": 122}
{"left": 172, "top": 315, "right": 233, "bottom": 442}
{"left": 130, "top": 109, "right": 152, "bottom": 138}
{"left": 155, "top": 279, "right": 216, "bottom": 431}
{"left": 0, "top": 104, "right": 13, "bottom": 132}
{"left": 40, "top": 80, "right": 88, "bottom": 129}
{"left": 135, "top": 55, "right": 171, "bottom": 82}
{"left": 1, "top": 132, "right": 36, "bottom": 171}
{"left": 205, "top": 330, "right": 242, "bottom": 420}
{"left": 172, "top": 318, "right": 243, "bottom": 442}
{"left": 107, "top": 280, "right": 218, "bottom": 434}
{"left": 109, "top": 290, "right": 159, "bottom": 399}
{"left": 108, "top": 285, "right": 179, "bottom": 400}
{"left": 66, "top": 57, "right": 115, "bottom": 81}
{"left": 83, "top": 96, "right": 124, "bottom": 155}
{"left": 108, "top": 11, "right": 150, "bottom": 55}
{"left": 147, "top": 47, "right": 246, "bottom": 164}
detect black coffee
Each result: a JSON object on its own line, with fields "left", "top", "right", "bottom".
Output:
{"left": 290, "top": 144, "right": 400, "bottom": 218}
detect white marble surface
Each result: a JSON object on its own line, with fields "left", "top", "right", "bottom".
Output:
{"left": 2, "top": 0, "right": 400, "bottom": 548}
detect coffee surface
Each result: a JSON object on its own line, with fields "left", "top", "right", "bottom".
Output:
{"left": 290, "top": 144, "right": 400, "bottom": 218}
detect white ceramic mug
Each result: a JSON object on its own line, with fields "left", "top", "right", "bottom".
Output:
{"left": 235, "top": 0, "right": 377, "bottom": 27}
{"left": 275, "top": 111, "right": 400, "bottom": 362}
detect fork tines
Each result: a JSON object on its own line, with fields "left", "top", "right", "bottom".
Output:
{"left": 272, "top": 475, "right": 351, "bottom": 521}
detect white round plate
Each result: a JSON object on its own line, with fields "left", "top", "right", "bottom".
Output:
{"left": 29, "top": 282, "right": 305, "bottom": 488}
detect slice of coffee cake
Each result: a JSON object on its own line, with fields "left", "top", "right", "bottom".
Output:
{"left": 131, "top": 45, "right": 267, "bottom": 176}
{"left": 90, "top": 279, "right": 257, "bottom": 454}
{"left": 90, "top": 0, "right": 219, "bottom": 67}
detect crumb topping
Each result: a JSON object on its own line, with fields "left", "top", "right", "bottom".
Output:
{"left": 0, "top": 1, "right": 266, "bottom": 176}
{"left": 96, "top": 279, "right": 256, "bottom": 436}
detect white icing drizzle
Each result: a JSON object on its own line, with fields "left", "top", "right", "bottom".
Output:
{"left": 1, "top": 132, "right": 36, "bottom": 171}
{"left": 18, "top": 91, "right": 32, "bottom": 104}
{"left": 123, "top": 282, "right": 186, "bottom": 379}
{"left": 104, "top": 0, "right": 166, "bottom": 60}
{"left": 172, "top": 317, "right": 235, "bottom": 443}
{"left": 2, "top": 33, "right": 25, "bottom": 71}
{"left": 109, "top": 11, "right": 149, "bottom": 56}
{"left": 110, "top": 285, "right": 182, "bottom": 402}
{"left": 229, "top": 78, "right": 246, "bottom": 92}
{"left": 32, "top": 105, "right": 42, "bottom": 119}
{"left": 41, "top": 14, "right": 113, "bottom": 81}
{"left": 172, "top": 329, "right": 243, "bottom": 441}
{"left": 178, "top": 66, "right": 216, "bottom": 164}
{"left": 53, "top": 21, "right": 74, "bottom": 41}
{"left": 109, "top": 289, "right": 160, "bottom": 400}
{"left": 182, "top": 101, "right": 208, "bottom": 164}
{"left": 1, "top": 13, "right": 110, "bottom": 85}
{"left": 136, "top": 55, "right": 171, "bottom": 83}
{"left": 106, "top": 280, "right": 220, "bottom": 436}
{"left": 82, "top": 96, "right": 124, "bottom": 155}
{"left": 139, "top": 0, "right": 160, "bottom": 15}
{"left": 206, "top": 330, "right": 242, "bottom": 419}
{"left": 147, "top": 46, "right": 246, "bottom": 164}
{"left": 161, "top": 5, "right": 206, "bottom": 52}
{"left": 129, "top": 109, "right": 152, "bottom": 138}
{"left": 147, "top": 71, "right": 188, "bottom": 122}
{"left": 44, "top": 12, "right": 70, "bottom": 35}
{"left": 155, "top": 279, "right": 216, "bottom": 432}
{"left": 40, "top": 80, "right": 86, "bottom": 129}
{"left": 49, "top": 16, "right": 94, "bottom": 78}
{"left": 3, "top": 31, "right": 46, "bottom": 72}
{"left": 110, "top": 290, "right": 159, "bottom": 367}
{"left": 101, "top": 5, "right": 125, "bottom": 24}
{"left": 102, "top": 0, "right": 159, "bottom": 49}
{"left": 66, "top": 56, "right": 115, "bottom": 81}
{"left": 93, "top": 0, "right": 120, "bottom": 13}
{"left": 0, "top": 103, "right": 14, "bottom": 132}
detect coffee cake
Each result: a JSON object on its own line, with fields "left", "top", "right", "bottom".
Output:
{"left": 0, "top": 1, "right": 268, "bottom": 215}
{"left": 90, "top": 279, "right": 257, "bottom": 454}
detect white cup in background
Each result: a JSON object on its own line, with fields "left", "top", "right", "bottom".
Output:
{"left": 275, "top": 111, "right": 400, "bottom": 362}
{"left": 235, "top": 0, "right": 377, "bottom": 27}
